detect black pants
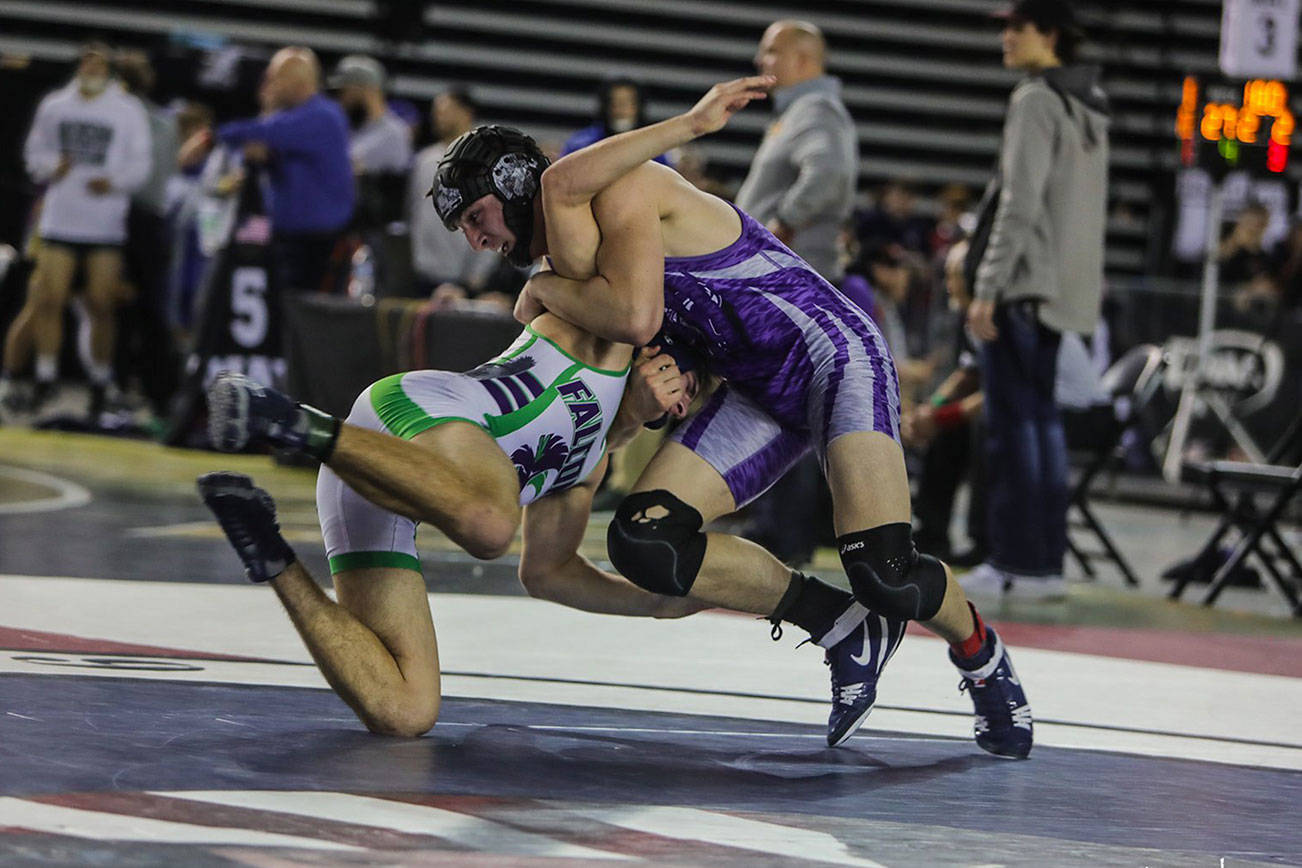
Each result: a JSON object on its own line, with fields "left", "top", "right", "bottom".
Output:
{"left": 271, "top": 231, "right": 343, "bottom": 294}
{"left": 120, "top": 206, "right": 179, "bottom": 411}
{"left": 913, "top": 416, "right": 987, "bottom": 559}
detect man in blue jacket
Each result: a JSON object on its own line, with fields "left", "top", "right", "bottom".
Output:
{"left": 216, "top": 46, "right": 355, "bottom": 292}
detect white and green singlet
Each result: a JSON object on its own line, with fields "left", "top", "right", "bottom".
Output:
{"left": 316, "top": 325, "right": 629, "bottom": 575}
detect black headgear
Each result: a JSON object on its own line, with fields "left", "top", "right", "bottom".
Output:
{"left": 429, "top": 125, "right": 549, "bottom": 267}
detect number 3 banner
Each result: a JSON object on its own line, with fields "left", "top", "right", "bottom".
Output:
{"left": 1220, "top": 0, "right": 1299, "bottom": 79}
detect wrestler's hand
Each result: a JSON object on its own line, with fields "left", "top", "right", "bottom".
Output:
{"left": 630, "top": 347, "right": 696, "bottom": 422}
{"left": 686, "top": 75, "right": 776, "bottom": 137}
{"left": 514, "top": 281, "right": 546, "bottom": 324}
{"left": 967, "top": 298, "right": 999, "bottom": 342}
{"left": 902, "top": 406, "right": 938, "bottom": 448}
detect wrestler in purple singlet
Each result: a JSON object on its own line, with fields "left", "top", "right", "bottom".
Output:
{"left": 663, "top": 204, "right": 901, "bottom": 506}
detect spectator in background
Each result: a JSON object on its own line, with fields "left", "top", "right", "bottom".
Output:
{"left": 855, "top": 179, "right": 935, "bottom": 257}
{"left": 736, "top": 19, "right": 857, "bottom": 565}
{"left": 164, "top": 100, "right": 216, "bottom": 342}
{"left": 851, "top": 242, "right": 935, "bottom": 405}
{"left": 737, "top": 20, "right": 855, "bottom": 282}
{"left": 330, "top": 55, "right": 411, "bottom": 180}
{"left": 113, "top": 48, "right": 180, "bottom": 415}
{"left": 562, "top": 77, "right": 673, "bottom": 166}
{"left": 964, "top": 0, "right": 1110, "bottom": 600}
{"left": 329, "top": 55, "right": 412, "bottom": 298}
{"left": 907, "top": 239, "right": 1113, "bottom": 576}
{"left": 1219, "top": 201, "right": 1273, "bottom": 286}
{"left": 929, "top": 182, "right": 973, "bottom": 262}
{"left": 0, "top": 41, "right": 150, "bottom": 417}
{"left": 904, "top": 241, "right": 987, "bottom": 566}
{"left": 1273, "top": 217, "right": 1302, "bottom": 313}
{"left": 1219, "top": 201, "right": 1282, "bottom": 319}
{"left": 205, "top": 46, "right": 354, "bottom": 293}
{"left": 408, "top": 88, "right": 498, "bottom": 301}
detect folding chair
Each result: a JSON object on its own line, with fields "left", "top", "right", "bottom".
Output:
{"left": 1064, "top": 344, "right": 1167, "bottom": 586}
{"left": 1169, "top": 413, "right": 1302, "bottom": 616}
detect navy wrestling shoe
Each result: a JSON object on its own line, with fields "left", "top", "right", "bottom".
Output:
{"left": 951, "top": 626, "right": 1033, "bottom": 758}
{"left": 197, "top": 472, "right": 296, "bottom": 583}
{"left": 206, "top": 373, "right": 340, "bottom": 459}
{"left": 824, "top": 607, "right": 907, "bottom": 747}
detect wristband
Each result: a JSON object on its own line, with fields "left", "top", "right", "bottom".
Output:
{"left": 933, "top": 403, "right": 966, "bottom": 429}
{"left": 929, "top": 393, "right": 947, "bottom": 407}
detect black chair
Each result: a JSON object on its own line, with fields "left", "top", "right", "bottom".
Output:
{"left": 1169, "top": 412, "right": 1302, "bottom": 616}
{"left": 1064, "top": 344, "right": 1167, "bottom": 586}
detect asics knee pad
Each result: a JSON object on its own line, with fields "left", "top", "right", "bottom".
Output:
{"left": 838, "top": 523, "right": 946, "bottom": 621}
{"left": 607, "top": 490, "right": 707, "bottom": 597}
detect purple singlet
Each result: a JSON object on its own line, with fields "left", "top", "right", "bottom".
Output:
{"left": 663, "top": 205, "right": 900, "bottom": 507}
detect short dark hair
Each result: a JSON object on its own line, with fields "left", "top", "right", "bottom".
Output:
{"left": 440, "top": 86, "right": 478, "bottom": 117}
{"left": 1000, "top": 0, "right": 1084, "bottom": 64}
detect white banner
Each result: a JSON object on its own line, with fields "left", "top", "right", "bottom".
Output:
{"left": 1220, "top": 0, "right": 1300, "bottom": 80}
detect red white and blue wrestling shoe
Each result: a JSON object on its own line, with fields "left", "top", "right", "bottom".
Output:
{"left": 951, "top": 626, "right": 1034, "bottom": 758}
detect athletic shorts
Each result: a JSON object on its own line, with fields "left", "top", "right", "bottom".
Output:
{"left": 40, "top": 237, "right": 122, "bottom": 256}
{"left": 670, "top": 343, "right": 901, "bottom": 510}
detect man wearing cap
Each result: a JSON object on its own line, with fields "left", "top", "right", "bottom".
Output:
{"left": 330, "top": 55, "right": 412, "bottom": 177}
{"left": 963, "top": 0, "right": 1110, "bottom": 600}
{"left": 408, "top": 88, "right": 497, "bottom": 295}
{"left": 212, "top": 46, "right": 354, "bottom": 293}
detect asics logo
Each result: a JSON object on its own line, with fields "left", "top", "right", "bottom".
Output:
{"left": 841, "top": 541, "right": 865, "bottom": 554}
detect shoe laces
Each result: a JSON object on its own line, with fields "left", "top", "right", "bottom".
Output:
{"left": 959, "top": 671, "right": 1020, "bottom": 723}
{"left": 834, "top": 680, "right": 868, "bottom": 707}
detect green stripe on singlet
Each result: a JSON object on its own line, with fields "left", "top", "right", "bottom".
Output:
{"left": 369, "top": 373, "right": 479, "bottom": 440}
{"left": 522, "top": 325, "right": 631, "bottom": 377}
{"left": 329, "top": 551, "right": 422, "bottom": 574}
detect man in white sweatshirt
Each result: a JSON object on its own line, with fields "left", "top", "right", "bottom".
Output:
{"left": 0, "top": 42, "right": 151, "bottom": 415}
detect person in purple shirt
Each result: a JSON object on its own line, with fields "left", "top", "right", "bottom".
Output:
{"left": 561, "top": 77, "right": 673, "bottom": 167}
{"left": 431, "top": 78, "right": 1035, "bottom": 759}
{"left": 212, "top": 47, "right": 354, "bottom": 292}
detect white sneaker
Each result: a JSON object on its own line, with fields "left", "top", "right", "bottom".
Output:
{"left": 959, "top": 562, "right": 1009, "bottom": 598}
{"left": 1005, "top": 573, "right": 1068, "bottom": 601}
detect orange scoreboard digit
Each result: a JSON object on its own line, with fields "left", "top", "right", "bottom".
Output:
{"left": 1177, "top": 76, "right": 1293, "bottom": 175}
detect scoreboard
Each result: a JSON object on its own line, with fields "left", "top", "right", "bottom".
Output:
{"left": 1176, "top": 76, "right": 1294, "bottom": 178}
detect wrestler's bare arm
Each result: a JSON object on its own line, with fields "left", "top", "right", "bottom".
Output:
{"left": 518, "top": 461, "right": 706, "bottom": 619}
{"left": 542, "top": 75, "right": 773, "bottom": 209}
{"left": 536, "top": 76, "right": 771, "bottom": 281}
{"left": 541, "top": 197, "right": 601, "bottom": 280}
{"left": 525, "top": 168, "right": 667, "bottom": 345}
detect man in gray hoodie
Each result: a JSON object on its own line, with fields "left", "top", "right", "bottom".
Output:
{"left": 964, "top": 0, "right": 1110, "bottom": 599}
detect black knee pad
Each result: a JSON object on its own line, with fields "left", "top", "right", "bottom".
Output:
{"left": 838, "top": 523, "right": 947, "bottom": 621}
{"left": 607, "top": 490, "right": 707, "bottom": 597}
